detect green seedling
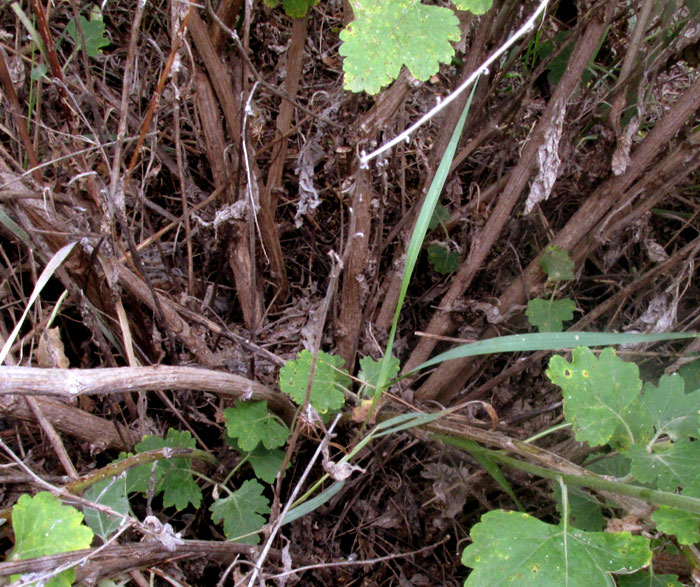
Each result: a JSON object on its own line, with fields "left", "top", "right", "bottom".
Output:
{"left": 527, "top": 246, "right": 576, "bottom": 332}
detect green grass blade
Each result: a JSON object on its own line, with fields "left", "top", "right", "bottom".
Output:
{"left": 412, "top": 331, "right": 699, "bottom": 373}
{"left": 281, "top": 481, "right": 345, "bottom": 526}
{"left": 0, "top": 207, "right": 31, "bottom": 243}
{"left": 370, "top": 80, "right": 480, "bottom": 415}
{"left": 373, "top": 410, "right": 447, "bottom": 438}
{"left": 457, "top": 438, "right": 524, "bottom": 512}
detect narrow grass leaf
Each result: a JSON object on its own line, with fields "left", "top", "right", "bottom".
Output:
{"left": 412, "top": 331, "right": 698, "bottom": 372}
{"left": 282, "top": 481, "right": 345, "bottom": 526}
{"left": 371, "top": 80, "right": 479, "bottom": 414}
{"left": 0, "top": 242, "right": 76, "bottom": 364}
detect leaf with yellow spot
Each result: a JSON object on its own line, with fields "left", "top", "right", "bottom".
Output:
{"left": 546, "top": 347, "right": 642, "bottom": 446}
{"left": 462, "top": 510, "right": 651, "bottom": 586}
{"left": 339, "top": 0, "right": 460, "bottom": 94}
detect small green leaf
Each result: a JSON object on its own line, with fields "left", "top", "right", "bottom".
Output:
{"left": 263, "top": 0, "right": 320, "bottom": 17}
{"left": 427, "top": 244, "right": 460, "bottom": 274}
{"left": 121, "top": 451, "right": 160, "bottom": 495}
{"left": 83, "top": 474, "right": 129, "bottom": 539}
{"left": 66, "top": 16, "right": 109, "bottom": 57}
{"left": 224, "top": 401, "right": 289, "bottom": 451}
{"left": 358, "top": 355, "right": 400, "bottom": 398}
{"left": 339, "top": 0, "right": 460, "bottom": 94}
{"left": 526, "top": 297, "right": 576, "bottom": 332}
{"left": 160, "top": 467, "right": 202, "bottom": 511}
{"left": 279, "top": 350, "right": 349, "bottom": 413}
{"left": 133, "top": 429, "right": 202, "bottom": 510}
{"left": 545, "top": 32, "right": 575, "bottom": 87}
{"left": 540, "top": 245, "right": 575, "bottom": 282}
{"left": 547, "top": 347, "right": 642, "bottom": 446}
{"left": 30, "top": 64, "right": 48, "bottom": 80}
{"left": 10, "top": 492, "right": 94, "bottom": 587}
{"left": 451, "top": 0, "right": 493, "bottom": 14}
{"left": 462, "top": 510, "right": 651, "bottom": 585}
{"left": 428, "top": 202, "right": 450, "bottom": 230}
{"left": 246, "top": 446, "right": 287, "bottom": 484}
{"left": 210, "top": 479, "right": 270, "bottom": 544}
{"left": 225, "top": 437, "right": 287, "bottom": 483}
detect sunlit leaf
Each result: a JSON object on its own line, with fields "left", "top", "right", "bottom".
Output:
{"left": 10, "top": 492, "right": 94, "bottom": 587}
{"left": 340, "top": 0, "right": 460, "bottom": 94}
{"left": 462, "top": 510, "right": 651, "bottom": 585}
{"left": 279, "top": 350, "right": 349, "bottom": 413}
{"left": 547, "top": 347, "right": 642, "bottom": 446}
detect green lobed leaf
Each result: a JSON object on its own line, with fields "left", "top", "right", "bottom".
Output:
{"left": 339, "top": 0, "right": 460, "bottom": 94}
{"left": 279, "top": 349, "right": 349, "bottom": 413}
{"left": 246, "top": 446, "right": 287, "bottom": 484}
{"left": 451, "top": 0, "right": 493, "bottom": 14}
{"left": 584, "top": 453, "right": 632, "bottom": 478}
{"left": 160, "top": 467, "right": 202, "bottom": 511}
{"left": 83, "top": 474, "right": 129, "bottom": 539}
{"left": 65, "top": 16, "right": 109, "bottom": 57}
{"left": 428, "top": 202, "right": 451, "bottom": 231}
{"left": 121, "top": 451, "right": 159, "bottom": 495}
{"left": 540, "top": 245, "right": 575, "bottom": 282}
{"left": 547, "top": 347, "right": 642, "bottom": 446}
{"left": 462, "top": 510, "right": 651, "bottom": 586}
{"left": 639, "top": 374, "right": 700, "bottom": 442}
{"left": 225, "top": 436, "right": 287, "bottom": 484}
{"left": 358, "top": 355, "right": 400, "bottom": 398}
{"left": 652, "top": 504, "right": 700, "bottom": 545}
{"left": 427, "top": 244, "right": 460, "bottom": 274}
{"left": 210, "top": 479, "right": 270, "bottom": 544}
{"left": 626, "top": 440, "right": 700, "bottom": 492}
{"left": 224, "top": 401, "right": 289, "bottom": 451}
{"left": 607, "top": 394, "right": 653, "bottom": 451}
{"left": 263, "top": 0, "right": 320, "bottom": 18}
{"left": 10, "top": 492, "right": 94, "bottom": 587}
{"left": 133, "top": 429, "right": 202, "bottom": 510}
{"left": 526, "top": 297, "right": 576, "bottom": 332}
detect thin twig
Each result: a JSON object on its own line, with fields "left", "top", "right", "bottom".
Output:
{"left": 265, "top": 536, "right": 449, "bottom": 580}
{"left": 242, "top": 81, "right": 268, "bottom": 264}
